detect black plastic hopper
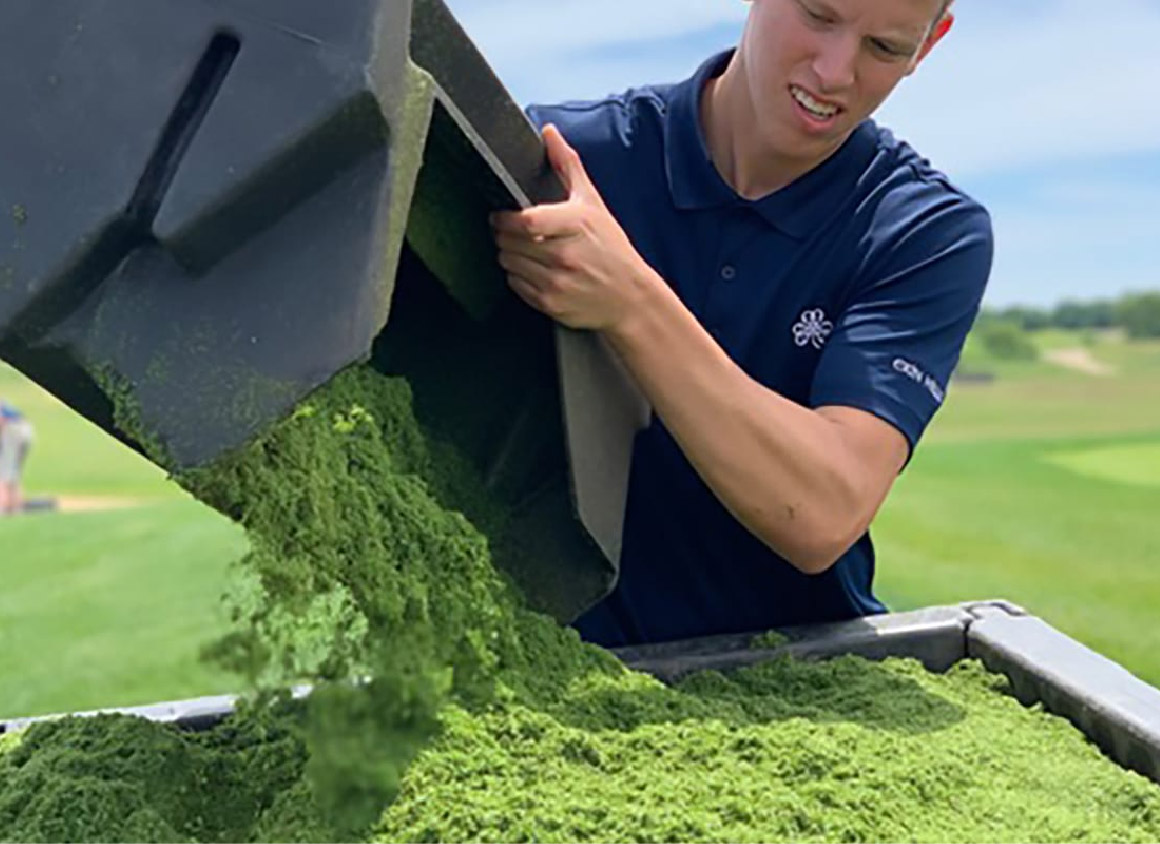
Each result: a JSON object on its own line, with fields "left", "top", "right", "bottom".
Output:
{"left": 0, "top": 0, "right": 649, "bottom": 621}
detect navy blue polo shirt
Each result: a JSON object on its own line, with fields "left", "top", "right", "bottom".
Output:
{"left": 526, "top": 50, "right": 993, "bottom": 648}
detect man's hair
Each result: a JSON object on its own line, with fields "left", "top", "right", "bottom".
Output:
{"left": 925, "top": 0, "right": 953, "bottom": 38}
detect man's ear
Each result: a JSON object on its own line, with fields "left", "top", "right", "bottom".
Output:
{"left": 908, "top": 12, "right": 953, "bottom": 74}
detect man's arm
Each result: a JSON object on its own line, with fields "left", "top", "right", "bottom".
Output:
{"left": 492, "top": 125, "right": 908, "bottom": 574}
{"left": 604, "top": 273, "right": 908, "bottom": 573}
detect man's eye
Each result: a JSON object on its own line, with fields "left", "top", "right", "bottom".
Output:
{"left": 800, "top": 3, "right": 832, "bottom": 24}
{"left": 870, "top": 38, "right": 904, "bottom": 57}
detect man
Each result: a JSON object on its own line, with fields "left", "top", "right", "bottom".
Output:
{"left": 0, "top": 399, "right": 34, "bottom": 515}
{"left": 491, "top": 0, "right": 991, "bottom": 647}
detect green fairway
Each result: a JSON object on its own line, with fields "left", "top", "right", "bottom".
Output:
{"left": 874, "top": 432, "right": 1160, "bottom": 686}
{"left": 1043, "top": 442, "right": 1160, "bottom": 488}
{"left": 875, "top": 332, "right": 1160, "bottom": 686}
{"left": 1, "top": 329, "right": 1158, "bottom": 717}
{"left": 0, "top": 498, "right": 245, "bottom": 718}
{"left": 0, "top": 362, "right": 245, "bottom": 718}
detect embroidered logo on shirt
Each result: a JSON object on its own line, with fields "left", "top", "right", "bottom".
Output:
{"left": 792, "top": 308, "right": 833, "bottom": 350}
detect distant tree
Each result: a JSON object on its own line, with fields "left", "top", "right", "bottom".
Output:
{"left": 977, "top": 321, "right": 1038, "bottom": 361}
{"left": 1023, "top": 308, "right": 1054, "bottom": 331}
{"left": 973, "top": 309, "right": 998, "bottom": 330}
{"left": 978, "top": 305, "right": 1053, "bottom": 331}
{"left": 1051, "top": 299, "right": 1117, "bottom": 330}
{"left": 1117, "top": 292, "right": 1160, "bottom": 339}
{"left": 1003, "top": 306, "right": 1052, "bottom": 331}
{"left": 1088, "top": 300, "right": 1118, "bottom": 328}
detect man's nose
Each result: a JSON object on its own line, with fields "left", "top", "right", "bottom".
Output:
{"left": 812, "top": 32, "right": 858, "bottom": 92}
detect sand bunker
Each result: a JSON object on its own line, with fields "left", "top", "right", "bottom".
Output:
{"left": 10, "top": 495, "right": 145, "bottom": 515}
{"left": 1043, "top": 347, "right": 1116, "bottom": 376}
{"left": 55, "top": 495, "right": 143, "bottom": 513}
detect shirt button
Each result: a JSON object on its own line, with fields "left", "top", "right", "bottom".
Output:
{"left": 719, "top": 264, "right": 736, "bottom": 282}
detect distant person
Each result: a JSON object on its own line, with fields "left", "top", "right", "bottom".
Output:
{"left": 0, "top": 399, "right": 34, "bottom": 515}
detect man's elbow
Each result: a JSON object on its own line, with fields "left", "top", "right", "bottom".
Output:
{"left": 783, "top": 542, "right": 843, "bottom": 576}
{"left": 769, "top": 515, "right": 865, "bottom": 576}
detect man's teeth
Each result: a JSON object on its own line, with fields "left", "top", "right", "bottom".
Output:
{"left": 791, "top": 86, "right": 839, "bottom": 118}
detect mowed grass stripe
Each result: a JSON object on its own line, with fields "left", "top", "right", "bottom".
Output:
{"left": 875, "top": 432, "right": 1160, "bottom": 687}
{"left": 0, "top": 499, "right": 245, "bottom": 718}
{"left": 929, "top": 373, "right": 1160, "bottom": 444}
{"left": 1044, "top": 441, "right": 1160, "bottom": 488}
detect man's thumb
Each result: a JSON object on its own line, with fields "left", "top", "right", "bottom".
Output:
{"left": 543, "top": 124, "right": 590, "bottom": 198}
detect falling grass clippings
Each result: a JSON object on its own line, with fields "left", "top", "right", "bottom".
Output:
{"left": 176, "top": 366, "right": 620, "bottom": 838}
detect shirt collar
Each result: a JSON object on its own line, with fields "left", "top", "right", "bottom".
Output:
{"left": 663, "top": 49, "right": 881, "bottom": 240}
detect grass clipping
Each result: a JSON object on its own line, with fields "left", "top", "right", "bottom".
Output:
{"left": 3, "top": 366, "right": 1160, "bottom": 842}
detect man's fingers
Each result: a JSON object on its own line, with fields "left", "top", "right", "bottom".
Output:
{"left": 507, "top": 274, "right": 548, "bottom": 314}
{"left": 493, "top": 232, "right": 551, "bottom": 265}
{"left": 543, "top": 123, "right": 578, "bottom": 194}
{"left": 490, "top": 203, "right": 582, "bottom": 241}
{"left": 489, "top": 125, "right": 605, "bottom": 248}
{"left": 543, "top": 124, "right": 596, "bottom": 200}
{"left": 489, "top": 209, "right": 534, "bottom": 236}
{"left": 497, "top": 249, "right": 555, "bottom": 287}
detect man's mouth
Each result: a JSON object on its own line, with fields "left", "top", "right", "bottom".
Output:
{"left": 790, "top": 84, "right": 841, "bottom": 120}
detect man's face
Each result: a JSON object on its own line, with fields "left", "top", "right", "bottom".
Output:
{"left": 738, "top": 0, "right": 949, "bottom": 161}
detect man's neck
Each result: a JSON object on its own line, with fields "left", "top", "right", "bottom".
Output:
{"left": 700, "top": 56, "right": 847, "bottom": 199}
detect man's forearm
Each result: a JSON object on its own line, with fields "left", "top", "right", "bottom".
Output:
{"left": 603, "top": 267, "right": 884, "bottom": 573}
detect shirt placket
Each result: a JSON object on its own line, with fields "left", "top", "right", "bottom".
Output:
{"left": 699, "top": 209, "right": 764, "bottom": 350}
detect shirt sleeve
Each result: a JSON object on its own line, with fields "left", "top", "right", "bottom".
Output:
{"left": 809, "top": 189, "right": 994, "bottom": 454}
{"left": 524, "top": 103, "right": 547, "bottom": 129}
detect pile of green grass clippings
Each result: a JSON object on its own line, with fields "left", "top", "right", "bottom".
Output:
{"left": 2, "top": 366, "right": 1160, "bottom": 843}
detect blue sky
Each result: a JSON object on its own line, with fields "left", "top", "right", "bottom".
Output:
{"left": 445, "top": 0, "right": 1160, "bottom": 308}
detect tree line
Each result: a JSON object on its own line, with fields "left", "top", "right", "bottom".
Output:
{"left": 979, "top": 291, "right": 1160, "bottom": 339}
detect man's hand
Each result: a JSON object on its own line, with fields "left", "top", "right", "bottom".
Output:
{"left": 490, "top": 124, "right": 660, "bottom": 333}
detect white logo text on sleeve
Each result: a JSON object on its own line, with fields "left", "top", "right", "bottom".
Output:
{"left": 892, "top": 357, "right": 946, "bottom": 404}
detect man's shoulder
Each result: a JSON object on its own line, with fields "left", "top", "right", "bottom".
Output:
{"left": 524, "top": 85, "right": 672, "bottom": 161}
{"left": 865, "top": 123, "right": 991, "bottom": 233}
{"left": 855, "top": 122, "right": 993, "bottom": 268}
{"left": 834, "top": 124, "right": 994, "bottom": 310}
